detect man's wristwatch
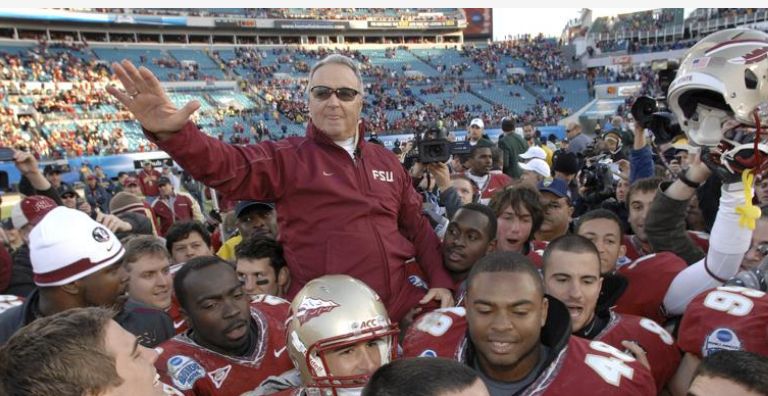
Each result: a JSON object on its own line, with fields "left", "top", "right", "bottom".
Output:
{"left": 678, "top": 170, "right": 701, "bottom": 189}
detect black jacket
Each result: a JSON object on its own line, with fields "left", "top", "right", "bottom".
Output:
{"left": 4, "top": 245, "right": 35, "bottom": 298}
{"left": 0, "top": 290, "right": 174, "bottom": 347}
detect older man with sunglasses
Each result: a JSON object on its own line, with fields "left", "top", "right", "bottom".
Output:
{"left": 107, "top": 55, "right": 454, "bottom": 323}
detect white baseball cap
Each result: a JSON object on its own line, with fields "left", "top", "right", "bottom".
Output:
{"left": 30, "top": 207, "right": 124, "bottom": 287}
{"left": 470, "top": 118, "right": 484, "bottom": 129}
{"left": 519, "top": 146, "right": 547, "bottom": 161}
{"left": 519, "top": 158, "right": 551, "bottom": 178}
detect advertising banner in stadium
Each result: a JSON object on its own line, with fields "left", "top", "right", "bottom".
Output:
{"left": 462, "top": 8, "right": 493, "bottom": 40}
{"left": 367, "top": 20, "right": 458, "bottom": 29}
{"left": 275, "top": 20, "right": 348, "bottom": 30}
{"left": 215, "top": 18, "right": 259, "bottom": 28}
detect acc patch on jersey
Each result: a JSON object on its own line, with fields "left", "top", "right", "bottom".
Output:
{"left": 167, "top": 355, "right": 206, "bottom": 390}
{"left": 702, "top": 328, "right": 742, "bottom": 357}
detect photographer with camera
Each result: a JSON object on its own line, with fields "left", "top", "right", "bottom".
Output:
{"left": 405, "top": 124, "right": 474, "bottom": 236}
{"left": 577, "top": 150, "right": 617, "bottom": 214}
{"left": 408, "top": 160, "right": 461, "bottom": 239}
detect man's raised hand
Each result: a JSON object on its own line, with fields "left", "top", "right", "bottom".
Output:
{"left": 107, "top": 59, "right": 200, "bottom": 140}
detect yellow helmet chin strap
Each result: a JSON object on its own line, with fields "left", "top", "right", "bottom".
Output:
{"left": 736, "top": 169, "right": 760, "bottom": 230}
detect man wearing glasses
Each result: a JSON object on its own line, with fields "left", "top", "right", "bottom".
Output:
{"left": 107, "top": 54, "right": 454, "bottom": 323}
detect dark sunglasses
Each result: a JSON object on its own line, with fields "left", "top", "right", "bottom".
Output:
{"left": 310, "top": 86, "right": 359, "bottom": 102}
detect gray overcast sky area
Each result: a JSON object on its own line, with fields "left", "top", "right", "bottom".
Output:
{"left": 492, "top": 8, "right": 697, "bottom": 39}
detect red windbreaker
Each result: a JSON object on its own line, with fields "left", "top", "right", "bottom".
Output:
{"left": 148, "top": 121, "right": 453, "bottom": 321}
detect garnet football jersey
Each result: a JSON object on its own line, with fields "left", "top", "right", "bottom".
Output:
{"left": 615, "top": 252, "right": 687, "bottom": 324}
{"left": 167, "top": 295, "right": 187, "bottom": 335}
{"left": 156, "top": 295, "right": 293, "bottom": 395}
{"left": 403, "top": 307, "right": 656, "bottom": 395}
{"left": 678, "top": 286, "right": 768, "bottom": 358}
{"left": 528, "top": 240, "right": 547, "bottom": 269}
{"left": 623, "top": 232, "right": 709, "bottom": 261}
{"left": 478, "top": 173, "right": 513, "bottom": 204}
{"left": 590, "top": 311, "right": 680, "bottom": 391}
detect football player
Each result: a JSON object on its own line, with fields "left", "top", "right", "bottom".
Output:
{"left": 155, "top": 256, "right": 293, "bottom": 395}
{"left": 542, "top": 234, "right": 681, "bottom": 391}
{"left": 403, "top": 251, "right": 655, "bottom": 395}
{"left": 244, "top": 274, "right": 400, "bottom": 396}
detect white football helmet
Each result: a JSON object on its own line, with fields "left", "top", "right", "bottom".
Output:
{"left": 668, "top": 28, "right": 768, "bottom": 147}
{"left": 286, "top": 275, "right": 399, "bottom": 395}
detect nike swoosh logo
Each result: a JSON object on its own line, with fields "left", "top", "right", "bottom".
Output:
{"left": 274, "top": 346, "right": 287, "bottom": 358}
{"left": 173, "top": 320, "right": 185, "bottom": 329}
{"left": 487, "top": 188, "right": 497, "bottom": 193}
{"left": 322, "top": 171, "right": 334, "bottom": 176}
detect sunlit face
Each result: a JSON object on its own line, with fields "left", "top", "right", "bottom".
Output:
{"left": 466, "top": 272, "right": 548, "bottom": 382}
{"left": 308, "top": 63, "right": 363, "bottom": 141}
{"left": 103, "top": 320, "right": 164, "bottom": 396}
{"left": 538, "top": 192, "right": 572, "bottom": 240}
{"left": 468, "top": 125, "right": 484, "bottom": 141}
{"left": 236, "top": 208, "right": 277, "bottom": 240}
{"left": 628, "top": 189, "right": 656, "bottom": 242}
{"left": 577, "top": 218, "right": 626, "bottom": 274}
{"left": 520, "top": 171, "right": 541, "bottom": 188}
{"left": 169, "top": 231, "right": 211, "bottom": 264}
{"left": 468, "top": 148, "right": 493, "bottom": 176}
{"left": 615, "top": 179, "right": 630, "bottom": 202}
{"left": 323, "top": 338, "right": 384, "bottom": 378}
{"left": 61, "top": 192, "right": 78, "bottom": 209}
{"left": 126, "top": 253, "right": 172, "bottom": 311}
{"left": 496, "top": 204, "right": 534, "bottom": 253}
{"left": 443, "top": 209, "right": 495, "bottom": 277}
{"left": 452, "top": 178, "right": 475, "bottom": 205}
{"left": 46, "top": 172, "right": 61, "bottom": 186}
{"left": 158, "top": 183, "right": 173, "bottom": 197}
{"left": 544, "top": 250, "right": 602, "bottom": 333}
{"left": 523, "top": 125, "right": 534, "bottom": 140}
{"left": 236, "top": 257, "right": 283, "bottom": 297}
{"left": 742, "top": 218, "right": 768, "bottom": 270}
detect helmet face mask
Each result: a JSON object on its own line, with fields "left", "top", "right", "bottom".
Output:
{"left": 286, "top": 275, "right": 399, "bottom": 395}
{"left": 306, "top": 327, "right": 399, "bottom": 391}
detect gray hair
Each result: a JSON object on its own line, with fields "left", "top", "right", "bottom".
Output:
{"left": 307, "top": 54, "right": 365, "bottom": 96}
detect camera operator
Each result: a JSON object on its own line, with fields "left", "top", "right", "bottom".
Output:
{"left": 577, "top": 149, "right": 616, "bottom": 214}
{"left": 405, "top": 124, "right": 471, "bottom": 237}
{"left": 409, "top": 160, "right": 462, "bottom": 238}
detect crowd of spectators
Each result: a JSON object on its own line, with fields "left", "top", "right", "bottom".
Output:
{"left": 687, "top": 8, "right": 768, "bottom": 24}
{"left": 0, "top": 36, "right": 618, "bottom": 157}
{"left": 2, "top": 47, "right": 768, "bottom": 396}
{"left": 593, "top": 9, "right": 684, "bottom": 34}
{"left": 82, "top": 8, "right": 464, "bottom": 22}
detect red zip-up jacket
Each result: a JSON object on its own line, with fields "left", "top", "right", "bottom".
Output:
{"left": 147, "top": 120, "right": 453, "bottom": 321}
{"left": 151, "top": 193, "right": 196, "bottom": 236}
